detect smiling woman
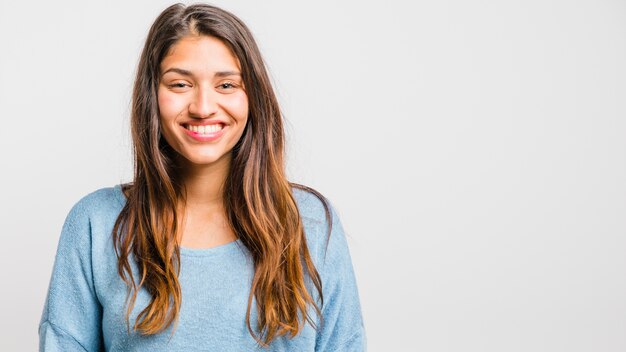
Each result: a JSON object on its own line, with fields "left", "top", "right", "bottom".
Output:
{"left": 38, "top": 3, "right": 365, "bottom": 351}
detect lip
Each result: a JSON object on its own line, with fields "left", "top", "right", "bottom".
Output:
{"left": 181, "top": 120, "right": 227, "bottom": 127}
{"left": 181, "top": 123, "right": 227, "bottom": 142}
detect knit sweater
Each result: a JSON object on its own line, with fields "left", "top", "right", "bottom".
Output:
{"left": 39, "top": 185, "right": 366, "bottom": 351}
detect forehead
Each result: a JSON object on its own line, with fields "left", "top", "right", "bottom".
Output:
{"left": 160, "top": 35, "right": 241, "bottom": 72}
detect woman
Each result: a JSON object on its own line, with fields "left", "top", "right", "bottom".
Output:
{"left": 39, "top": 3, "right": 365, "bottom": 351}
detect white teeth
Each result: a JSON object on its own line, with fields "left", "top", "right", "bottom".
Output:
{"left": 185, "top": 124, "right": 223, "bottom": 134}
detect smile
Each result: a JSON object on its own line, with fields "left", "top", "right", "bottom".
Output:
{"left": 181, "top": 122, "right": 227, "bottom": 142}
{"left": 183, "top": 123, "right": 224, "bottom": 135}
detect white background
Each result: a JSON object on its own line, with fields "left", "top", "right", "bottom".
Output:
{"left": 1, "top": 0, "right": 625, "bottom": 351}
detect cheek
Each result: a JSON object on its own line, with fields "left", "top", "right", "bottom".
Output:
{"left": 157, "top": 90, "right": 184, "bottom": 120}
{"left": 229, "top": 92, "right": 249, "bottom": 122}
{"left": 157, "top": 91, "right": 185, "bottom": 149}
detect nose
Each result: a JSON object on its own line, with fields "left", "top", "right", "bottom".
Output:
{"left": 188, "top": 85, "right": 218, "bottom": 118}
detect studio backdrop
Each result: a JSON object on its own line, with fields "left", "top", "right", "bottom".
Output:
{"left": 0, "top": 0, "right": 625, "bottom": 351}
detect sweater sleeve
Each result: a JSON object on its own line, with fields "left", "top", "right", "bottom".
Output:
{"left": 315, "top": 205, "right": 367, "bottom": 352}
{"left": 39, "top": 197, "right": 104, "bottom": 351}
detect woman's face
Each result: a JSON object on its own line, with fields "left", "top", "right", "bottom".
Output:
{"left": 158, "top": 35, "right": 249, "bottom": 167}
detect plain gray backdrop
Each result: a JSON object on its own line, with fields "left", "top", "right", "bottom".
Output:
{"left": 1, "top": 0, "right": 625, "bottom": 351}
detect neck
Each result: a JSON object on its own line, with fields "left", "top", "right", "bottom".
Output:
{"left": 174, "top": 153, "right": 237, "bottom": 247}
{"left": 178, "top": 154, "right": 230, "bottom": 209}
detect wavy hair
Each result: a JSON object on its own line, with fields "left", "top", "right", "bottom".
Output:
{"left": 112, "top": 3, "right": 331, "bottom": 346}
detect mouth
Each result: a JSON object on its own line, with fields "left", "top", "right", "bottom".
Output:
{"left": 182, "top": 123, "right": 225, "bottom": 135}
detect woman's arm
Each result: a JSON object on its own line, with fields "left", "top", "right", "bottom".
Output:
{"left": 315, "top": 204, "right": 367, "bottom": 351}
{"left": 39, "top": 198, "right": 104, "bottom": 351}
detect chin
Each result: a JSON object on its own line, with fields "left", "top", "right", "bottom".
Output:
{"left": 182, "top": 152, "right": 231, "bottom": 167}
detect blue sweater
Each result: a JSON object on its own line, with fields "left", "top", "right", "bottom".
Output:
{"left": 39, "top": 185, "right": 366, "bottom": 351}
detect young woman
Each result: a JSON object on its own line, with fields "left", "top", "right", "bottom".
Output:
{"left": 39, "top": 3, "right": 365, "bottom": 351}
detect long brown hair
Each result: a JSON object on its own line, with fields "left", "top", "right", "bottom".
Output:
{"left": 112, "top": 3, "right": 331, "bottom": 346}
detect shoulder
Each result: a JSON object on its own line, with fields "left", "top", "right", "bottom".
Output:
{"left": 52, "top": 185, "right": 126, "bottom": 274}
{"left": 70, "top": 185, "right": 125, "bottom": 211}
{"left": 61, "top": 185, "right": 126, "bottom": 237}
{"left": 67, "top": 185, "right": 126, "bottom": 217}
{"left": 291, "top": 184, "right": 349, "bottom": 265}
{"left": 292, "top": 184, "right": 334, "bottom": 226}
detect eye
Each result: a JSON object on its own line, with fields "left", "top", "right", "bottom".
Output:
{"left": 168, "top": 82, "right": 190, "bottom": 89}
{"left": 218, "top": 82, "right": 237, "bottom": 90}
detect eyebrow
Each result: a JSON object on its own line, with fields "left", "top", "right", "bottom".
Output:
{"left": 161, "top": 67, "right": 242, "bottom": 78}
